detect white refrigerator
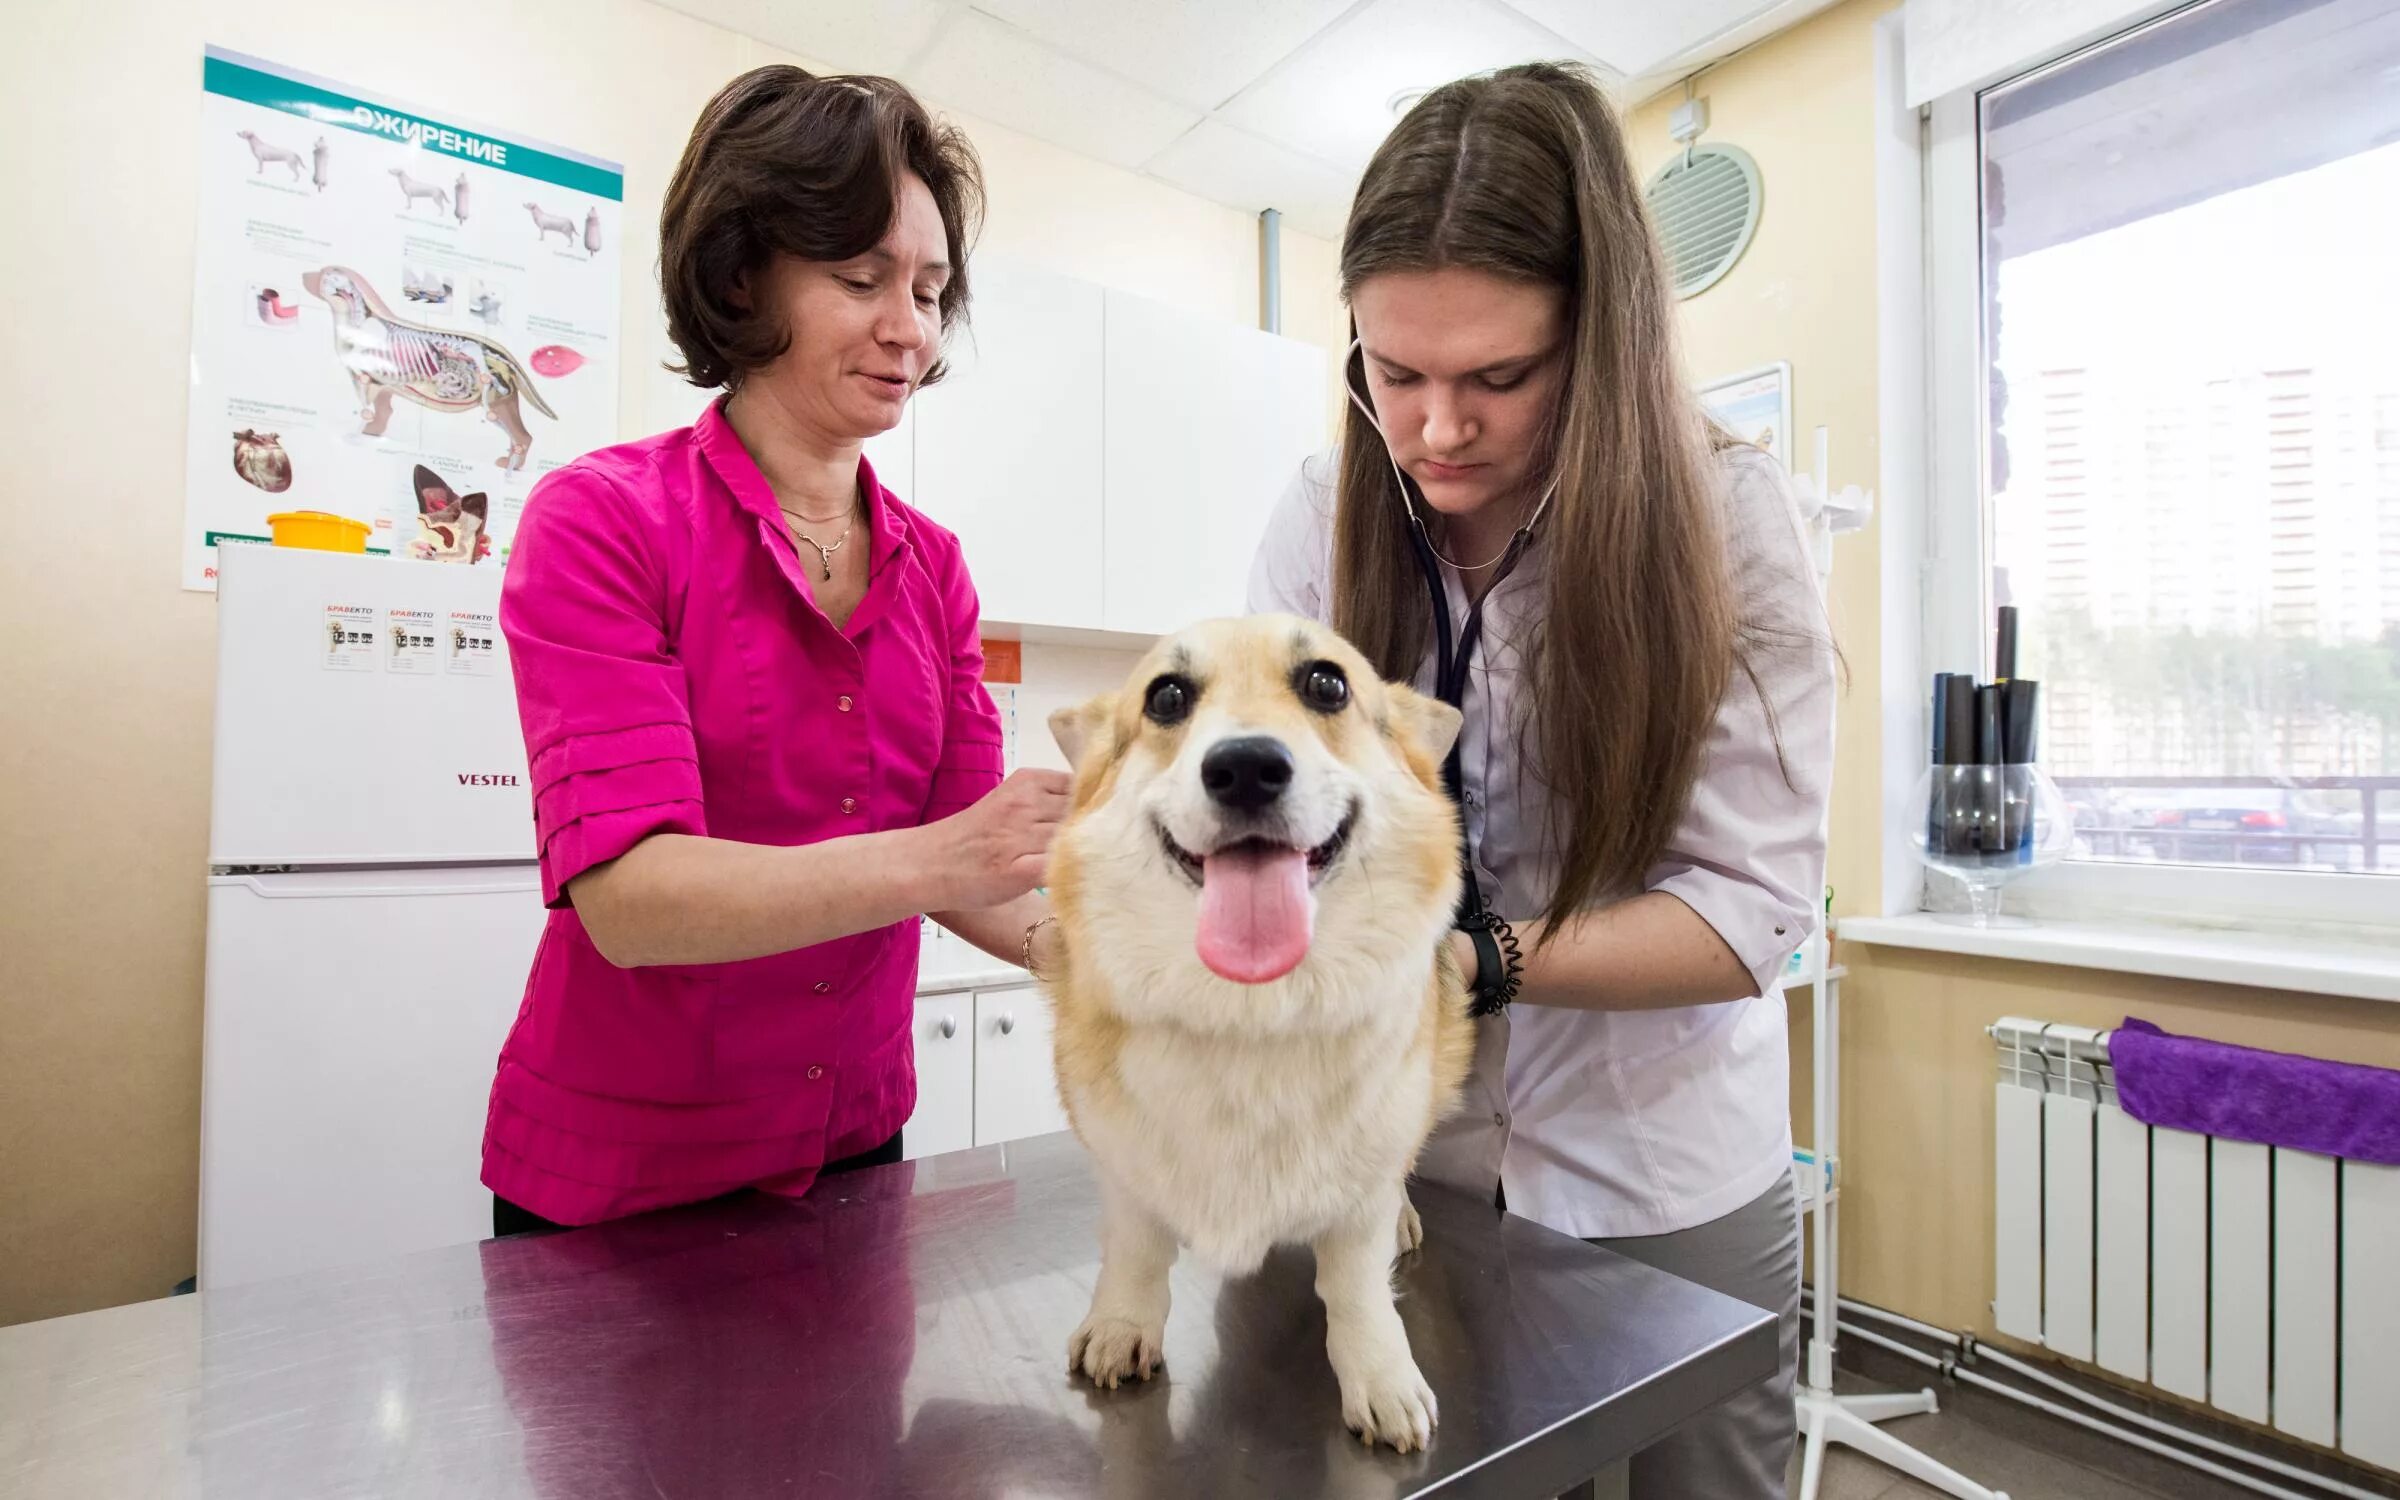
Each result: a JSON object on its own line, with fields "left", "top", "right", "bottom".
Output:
{"left": 200, "top": 543, "right": 546, "bottom": 1289}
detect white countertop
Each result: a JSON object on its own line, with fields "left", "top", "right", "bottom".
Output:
{"left": 916, "top": 964, "right": 1034, "bottom": 996}
{"left": 916, "top": 921, "right": 1032, "bottom": 996}
{"left": 1841, "top": 911, "right": 2400, "bottom": 1004}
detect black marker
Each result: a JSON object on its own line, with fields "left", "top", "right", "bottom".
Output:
{"left": 2002, "top": 679, "right": 2039, "bottom": 764}
{"left": 1928, "top": 675, "right": 1952, "bottom": 854}
{"left": 1944, "top": 675, "right": 1977, "bottom": 769}
{"left": 1976, "top": 685, "right": 2004, "bottom": 854}
{"left": 1933, "top": 675, "right": 1979, "bottom": 856}
{"left": 2003, "top": 678, "right": 2041, "bottom": 855}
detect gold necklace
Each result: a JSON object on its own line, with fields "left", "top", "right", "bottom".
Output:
{"left": 778, "top": 500, "right": 857, "bottom": 581}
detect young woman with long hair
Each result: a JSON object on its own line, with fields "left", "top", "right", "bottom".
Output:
{"left": 1250, "top": 62, "right": 1836, "bottom": 1496}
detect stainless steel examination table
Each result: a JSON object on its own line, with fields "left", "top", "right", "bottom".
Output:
{"left": 0, "top": 1133, "right": 1775, "bottom": 1499}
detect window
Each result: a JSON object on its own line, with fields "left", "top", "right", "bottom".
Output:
{"left": 1929, "top": 0, "right": 2400, "bottom": 919}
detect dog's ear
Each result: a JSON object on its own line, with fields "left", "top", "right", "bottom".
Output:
{"left": 1385, "top": 684, "right": 1463, "bottom": 765}
{"left": 1049, "top": 693, "right": 1114, "bottom": 773}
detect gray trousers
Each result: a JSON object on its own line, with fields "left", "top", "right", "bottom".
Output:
{"left": 1589, "top": 1177, "right": 1802, "bottom": 1500}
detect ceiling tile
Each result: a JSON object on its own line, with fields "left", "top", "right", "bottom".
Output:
{"left": 647, "top": 0, "right": 955, "bottom": 76}
{"left": 1144, "top": 120, "right": 1360, "bottom": 239}
{"left": 913, "top": 8, "right": 1205, "bottom": 170}
{"left": 1501, "top": 0, "right": 1778, "bottom": 78}
{"left": 969, "top": 0, "right": 1359, "bottom": 111}
{"left": 1217, "top": 0, "right": 1615, "bottom": 171}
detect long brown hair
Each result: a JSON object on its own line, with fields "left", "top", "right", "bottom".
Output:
{"left": 1334, "top": 61, "right": 1740, "bottom": 934}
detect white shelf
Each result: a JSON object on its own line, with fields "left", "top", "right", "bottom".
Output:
{"left": 977, "top": 618, "right": 1159, "bottom": 653}
{"left": 1840, "top": 912, "right": 2400, "bottom": 1005}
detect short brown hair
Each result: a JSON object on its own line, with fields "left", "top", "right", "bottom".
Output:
{"left": 661, "top": 67, "right": 983, "bottom": 390}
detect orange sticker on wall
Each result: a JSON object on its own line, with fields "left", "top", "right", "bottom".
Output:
{"left": 981, "top": 638, "right": 1022, "bottom": 684}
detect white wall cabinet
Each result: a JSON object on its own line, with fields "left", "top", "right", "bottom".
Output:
{"left": 905, "top": 988, "right": 976, "bottom": 1161}
{"left": 971, "top": 989, "right": 1070, "bottom": 1145}
{"left": 647, "top": 259, "right": 1326, "bottom": 639}
{"left": 903, "top": 983, "right": 1066, "bottom": 1160}
{"left": 1100, "top": 290, "right": 1329, "bottom": 635}
{"left": 909, "top": 258, "right": 1106, "bottom": 631}
{"left": 891, "top": 261, "right": 1327, "bottom": 639}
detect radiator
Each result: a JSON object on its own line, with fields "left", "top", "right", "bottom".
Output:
{"left": 1991, "top": 1017, "right": 2400, "bottom": 1471}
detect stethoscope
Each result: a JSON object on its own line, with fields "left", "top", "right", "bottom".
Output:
{"left": 1343, "top": 339, "right": 1556, "bottom": 973}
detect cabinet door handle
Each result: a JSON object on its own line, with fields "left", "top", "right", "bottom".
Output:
{"left": 937, "top": 1015, "right": 958, "bottom": 1040}
{"left": 996, "top": 1012, "right": 1016, "bottom": 1036}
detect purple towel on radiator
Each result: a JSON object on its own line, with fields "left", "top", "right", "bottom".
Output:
{"left": 2109, "top": 1017, "right": 2400, "bottom": 1167}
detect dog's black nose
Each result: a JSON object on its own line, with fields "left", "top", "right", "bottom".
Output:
{"left": 1200, "top": 736, "right": 1294, "bottom": 812}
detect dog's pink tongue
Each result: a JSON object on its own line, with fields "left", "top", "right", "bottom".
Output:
{"left": 1195, "top": 844, "right": 1313, "bottom": 984}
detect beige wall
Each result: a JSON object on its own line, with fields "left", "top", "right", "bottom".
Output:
{"left": 0, "top": 0, "right": 1340, "bottom": 1326}
{"left": 1633, "top": 0, "right": 2400, "bottom": 1390}
{"left": 1632, "top": 0, "right": 1890, "bottom": 933}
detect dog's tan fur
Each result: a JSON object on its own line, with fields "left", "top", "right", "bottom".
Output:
{"left": 1041, "top": 614, "right": 1474, "bottom": 1451}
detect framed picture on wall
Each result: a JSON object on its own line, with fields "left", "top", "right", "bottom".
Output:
{"left": 1699, "top": 361, "right": 1792, "bottom": 469}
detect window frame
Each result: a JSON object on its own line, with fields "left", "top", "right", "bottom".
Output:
{"left": 1897, "top": 0, "right": 2398, "bottom": 935}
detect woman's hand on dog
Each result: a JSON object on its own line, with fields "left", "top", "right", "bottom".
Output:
{"left": 926, "top": 769, "right": 1071, "bottom": 909}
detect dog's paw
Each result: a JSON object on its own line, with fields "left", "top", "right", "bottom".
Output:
{"left": 1394, "top": 1199, "right": 1423, "bottom": 1258}
{"left": 1068, "top": 1314, "right": 1163, "bottom": 1390}
{"left": 1339, "top": 1354, "right": 1438, "bottom": 1453}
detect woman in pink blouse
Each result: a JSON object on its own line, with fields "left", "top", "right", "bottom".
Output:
{"left": 484, "top": 67, "right": 1064, "bottom": 1235}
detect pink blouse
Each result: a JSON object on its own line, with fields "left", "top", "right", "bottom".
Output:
{"left": 482, "top": 400, "right": 1004, "bottom": 1225}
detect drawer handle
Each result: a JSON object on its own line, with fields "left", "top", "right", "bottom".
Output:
{"left": 996, "top": 1012, "right": 1016, "bottom": 1036}
{"left": 937, "top": 1016, "right": 958, "bottom": 1040}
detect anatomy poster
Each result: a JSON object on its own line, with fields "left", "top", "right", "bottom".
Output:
{"left": 184, "top": 47, "right": 622, "bottom": 590}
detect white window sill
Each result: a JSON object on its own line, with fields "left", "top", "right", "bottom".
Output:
{"left": 1839, "top": 912, "right": 2400, "bottom": 1004}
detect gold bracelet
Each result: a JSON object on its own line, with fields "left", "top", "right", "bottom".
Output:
{"left": 1022, "top": 916, "right": 1058, "bottom": 978}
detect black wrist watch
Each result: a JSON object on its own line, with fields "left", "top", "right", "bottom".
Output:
{"left": 1457, "top": 910, "right": 1524, "bottom": 1018}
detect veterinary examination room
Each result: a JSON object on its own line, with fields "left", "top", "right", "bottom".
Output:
{"left": 6, "top": 0, "right": 2400, "bottom": 1496}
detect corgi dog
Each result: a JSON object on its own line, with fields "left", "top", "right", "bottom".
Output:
{"left": 1041, "top": 613, "right": 1475, "bottom": 1452}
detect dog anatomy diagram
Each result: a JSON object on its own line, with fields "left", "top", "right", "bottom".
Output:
{"left": 183, "top": 46, "right": 621, "bottom": 590}
{"left": 237, "top": 129, "right": 305, "bottom": 181}
{"left": 388, "top": 167, "right": 451, "bottom": 215}
{"left": 305, "top": 265, "right": 556, "bottom": 470}
{"left": 231, "top": 429, "right": 293, "bottom": 493}
{"left": 524, "top": 202, "right": 577, "bottom": 246}
{"left": 403, "top": 463, "right": 491, "bottom": 564}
